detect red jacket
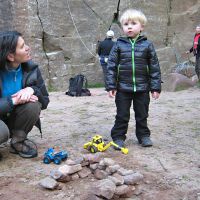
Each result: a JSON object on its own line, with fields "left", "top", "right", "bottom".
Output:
{"left": 190, "top": 33, "right": 200, "bottom": 56}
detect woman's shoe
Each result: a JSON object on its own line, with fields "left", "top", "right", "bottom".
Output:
{"left": 10, "top": 139, "right": 38, "bottom": 158}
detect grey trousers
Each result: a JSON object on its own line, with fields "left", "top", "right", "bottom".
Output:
{"left": 0, "top": 120, "right": 10, "bottom": 145}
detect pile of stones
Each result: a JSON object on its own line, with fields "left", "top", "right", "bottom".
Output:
{"left": 39, "top": 152, "right": 144, "bottom": 199}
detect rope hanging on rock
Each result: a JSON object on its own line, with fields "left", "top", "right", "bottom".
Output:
{"left": 109, "top": 0, "right": 121, "bottom": 30}
{"left": 66, "top": 0, "right": 96, "bottom": 57}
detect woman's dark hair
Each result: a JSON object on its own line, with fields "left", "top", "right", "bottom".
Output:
{"left": 0, "top": 31, "right": 22, "bottom": 70}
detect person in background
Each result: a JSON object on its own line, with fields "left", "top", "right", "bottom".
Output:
{"left": 98, "top": 30, "right": 115, "bottom": 88}
{"left": 106, "top": 9, "right": 161, "bottom": 149}
{"left": 0, "top": 31, "right": 49, "bottom": 159}
{"left": 186, "top": 24, "right": 200, "bottom": 80}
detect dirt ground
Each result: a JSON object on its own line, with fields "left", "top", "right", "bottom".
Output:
{"left": 0, "top": 87, "right": 200, "bottom": 200}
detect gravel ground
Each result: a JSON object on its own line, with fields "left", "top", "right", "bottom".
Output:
{"left": 0, "top": 87, "right": 200, "bottom": 200}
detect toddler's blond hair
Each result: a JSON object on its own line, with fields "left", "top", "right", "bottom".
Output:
{"left": 120, "top": 9, "right": 147, "bottom": 26}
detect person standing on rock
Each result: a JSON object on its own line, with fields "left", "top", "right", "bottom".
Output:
{"left": 187, "top": 25, "right": 200, "bottom": 80}
{"left": 106, "top": 9, "right": 161, "bottom": 148}
{"left": 98, "top": 30, "right": 115, "bottom": 89}
{"left": 0, "top": 31, "right": 49, "bottom": 159}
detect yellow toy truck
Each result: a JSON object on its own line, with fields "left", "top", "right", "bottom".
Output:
{"left": 83, "top": 135, "right": 128, "bottom": 154}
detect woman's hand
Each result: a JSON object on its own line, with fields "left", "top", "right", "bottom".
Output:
{"left": 11, "top": 87, "right": 37, "bottom": 105}
{"left": 29, "top": 95, "right": 38, "bottom": 102}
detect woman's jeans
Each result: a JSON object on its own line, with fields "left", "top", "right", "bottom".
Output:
{"left": 2, "top": 102, "right": 41, "bottom": 143}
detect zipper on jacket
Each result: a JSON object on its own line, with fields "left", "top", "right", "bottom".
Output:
{"left": 147, "top": 66, "right": 149, "bottom": 74}
{"left": 117, "top": 64, "right": 120, "bottom": 83}
{"left": 129, "top": 35, "right": 139, "bottom": 92}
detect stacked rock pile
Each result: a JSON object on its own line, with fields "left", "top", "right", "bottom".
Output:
{"left": 39, "top": 153, "right": 144, "bottom": 199}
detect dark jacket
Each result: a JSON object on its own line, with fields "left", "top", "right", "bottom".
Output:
{"left": 106, "top": 36, "right": 161, "bottom": 93}
{"left": 98, "top": 38, "right": 115, "bottom": 56}
{"left": 0, "top": 61, "right": 49, "bottom": 118}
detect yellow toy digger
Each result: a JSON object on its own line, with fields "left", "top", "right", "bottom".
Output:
{"left": 83, "top": 135, "right": 128, "bottom": 154}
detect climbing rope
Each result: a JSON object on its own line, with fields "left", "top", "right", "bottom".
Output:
{"left": 66, "top": 0, "right": 96, "bottom": 57}
{"left": 109, "top": 0, "right": 121, "bottom": 30}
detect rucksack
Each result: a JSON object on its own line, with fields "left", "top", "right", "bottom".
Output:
{"left": 65, "top": 74, "right": 91, "bottom": 97}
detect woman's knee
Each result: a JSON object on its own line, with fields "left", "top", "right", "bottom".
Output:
{"left": 20, "top": 102, "right": 41, "bottom": 117}
{"left": 0, "top": 120, "right": 10, "bottom": 144}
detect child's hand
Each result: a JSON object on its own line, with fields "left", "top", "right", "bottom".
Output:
{"left": 108, "top": 90, "right": 117, "bottom": 98}
{"left": 151, "top": 91, "right": 160, "bottom": 100}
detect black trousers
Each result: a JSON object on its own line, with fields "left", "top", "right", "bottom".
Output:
{"left": 195, "top": 55, "right": 200, "bottom": 79}
{"left": 3, "top": 102, "right": 41, "bottom": 138}
{"left": 111, "top": 91, "right": 150, "bottom": 141}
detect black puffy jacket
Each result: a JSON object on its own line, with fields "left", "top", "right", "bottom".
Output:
{"left": 106, "top": 36, "right": 161, "bottom": 93}
{"left": 0, "top": 61, "right": 49, "bottom": 117}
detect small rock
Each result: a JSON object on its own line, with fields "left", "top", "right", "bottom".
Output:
{"left": 57, "top": 174, "right": 71, "bottom": 183}
{"left": 92, "top": 179, "right": 116, "bottom": 199}
{"left": 83, "top": 153, "right": 102, "bottom": 164}
{"left": 108, "top": 173, "right": 124, "bottom": 186}
{"left": 65, "top": 159, "right": 77, "bottom": 165}
{"left": 106, "top": 164, "right": 120, "bottom": 174}
{"left": 39, "top": 177, "right": 58, "bottom": 190}
{"left": 71, "top": 173, "right": 79, "bottom": 181}
{"left": 74, "top": 156, "right": 84, "bottom": 164}
{"left": 81, "top": 160, "right": 90, "bottom": 167}
{"left": 78, "top": 167, "right": 92, "bottom": 178}
{"left": 58, "top": 164, "right": 82, "bottom": 175}
{"left": 50, "top": 170, "right": 63, "bottom": 180}
{"left": 98, "top": 160, "right": 106, "bottom": 170}
{"left": 102, "top": 158, "right": 115, "bottom": 166}
{"left": 94, "top": 169, "right": 108, "bottom": 180}
{"left": 89, "top": 163, "right": 99, "bottom": 170}
{"left": 133, "top": 185, "right": 142, "bottom": 196}
{"left": 120, "top": 186, "right": 136, "bottom": 198}
{"left": 114, "top": 185, "right": 130, "bottom": 196}
{"left": 124, "top": 172, "right": 144, "bottom": 185}
{"left": 117, "top": 168, "right": 134, "bottom": 176}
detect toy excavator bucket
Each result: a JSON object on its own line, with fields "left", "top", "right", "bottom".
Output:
{"left": 110, "top": 141, "right": 129, "bottom": 154}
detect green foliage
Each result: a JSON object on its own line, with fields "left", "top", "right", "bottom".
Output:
{"left": 196, "top": 80, "right": 200, "bottom": 88}
{"left": 48, "top": 84, "right": 57, "bottom": 92}
{"left": 175, "top": 85, "right": 190, "bottom": 91}
{"left": 88, "top": 82, "right": 104, "bottom": 88}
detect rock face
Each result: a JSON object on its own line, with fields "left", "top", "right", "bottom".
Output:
{"left": 0, "top": 0, "right": 199, "bottom": 90}
{"left": 162, "top": 73, "right": 197, "bottom": 91}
